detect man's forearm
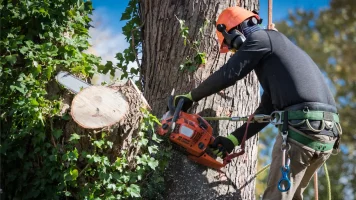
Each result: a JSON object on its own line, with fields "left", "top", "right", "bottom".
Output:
{"left": 191, "top": 65, "right": 237, "bottom": 101}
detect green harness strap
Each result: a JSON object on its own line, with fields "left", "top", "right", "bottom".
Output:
{"left": 281, "top": 110, "right": 340, "bottom": 123}
{"left": 287, "top": 128, "right": 335, "bottom": 151}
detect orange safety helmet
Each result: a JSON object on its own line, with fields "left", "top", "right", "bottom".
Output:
{"left": 216, "top": 6, "right": 260, "bottom": 53}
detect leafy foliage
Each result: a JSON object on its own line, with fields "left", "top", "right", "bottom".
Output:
{"left": 0, "top": 0, "right": 99, "bottom": 198}
{"left": 176, "top": 17, "right": 209, "bottom": 72}
{"left": 60, "top": 109, "right": 170, "bottom": 199}
{"left": 0, "top": 0, "right": 169, "bottom": 199}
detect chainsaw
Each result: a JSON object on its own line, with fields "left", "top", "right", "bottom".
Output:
{"left": 157, "top": 90, "right": 241, "bottom": 171}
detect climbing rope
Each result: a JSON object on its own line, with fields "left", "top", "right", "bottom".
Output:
{"left": 256, "top": 163, "right": 271, "bottom": 177}
{"left": 324, "top": 163, "right": 331, "bottom": 200}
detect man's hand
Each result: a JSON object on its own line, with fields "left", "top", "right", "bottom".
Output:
{"left": 269, "top": 23, "right": 278, "bottom": 31}
{"left": 210, "top": 135, "right": 239, "bottom": 158}
{"left": 174, "top": 92, "right": 194, "bottom": 112}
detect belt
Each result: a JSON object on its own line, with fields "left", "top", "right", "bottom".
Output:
{"left": 281, "top": 110, "right": 339, "bottom": 123}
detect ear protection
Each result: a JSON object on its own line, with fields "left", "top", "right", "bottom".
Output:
{"left": 216, "top": 24, "right": 246, "bottom": 50}
{"left": 217, "top": 15, "right": 262, "bottom": 51}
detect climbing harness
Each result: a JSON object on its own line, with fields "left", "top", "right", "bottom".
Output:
{"left": 203, "top": 108, "right": 340, "bottom": 194}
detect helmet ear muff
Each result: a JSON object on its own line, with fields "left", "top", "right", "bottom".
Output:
{"left": 217, "top": 24, "right": 246, "bottom": 51}
{"left": 239, "top": 16, "right": 262, "bottom": 30}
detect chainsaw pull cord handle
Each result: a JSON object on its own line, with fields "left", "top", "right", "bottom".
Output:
{"left": 223, "top": 114, "right": 255, "bottom": 165}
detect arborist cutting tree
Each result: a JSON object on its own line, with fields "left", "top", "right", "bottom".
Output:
{"left": 173, "top": 6, "right": 342, "bottom": 200}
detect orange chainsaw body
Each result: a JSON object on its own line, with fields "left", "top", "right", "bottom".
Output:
{"left": 157, "top": 112, "right": 224, "bottom": 170}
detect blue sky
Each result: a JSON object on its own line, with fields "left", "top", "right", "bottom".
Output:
{"left": 90, "top": 0, "right": 330, "bottom": 34}
{"left": 87, "top": 0, "right": 330, "bottom": 84}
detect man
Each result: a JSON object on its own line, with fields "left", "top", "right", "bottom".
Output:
{"left": 174, "top": 6, "right": 342, "bottom": 200}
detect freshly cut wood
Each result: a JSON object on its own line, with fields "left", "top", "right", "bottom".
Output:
{"left": 71, "top": 86, "right": 129, "bottom": 129}
{"left": 66, "top": 81, "right": 149, "bottom": 167}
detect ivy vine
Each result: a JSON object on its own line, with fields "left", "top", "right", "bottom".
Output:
{"left": 176, "top": 16, "right": 210, "bottom": 72}
{"left": 0, "top": 0, "right": 169, "bottom": 199}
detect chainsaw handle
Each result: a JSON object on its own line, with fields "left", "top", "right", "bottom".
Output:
{"left": 168, "top": 94, "right": 175, "bottom": 116}
{"left": 172, "top": 98, "right": 184, "bottom": 123}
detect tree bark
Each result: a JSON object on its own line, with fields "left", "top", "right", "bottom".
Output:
{"left": 140, "top": 0, "right": 260, "bottom": 199}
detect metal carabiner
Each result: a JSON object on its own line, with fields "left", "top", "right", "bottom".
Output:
{"left": 278, "top": 164, "right": 291, "bottom": 192}
{"left": 270, "top": 111, "right": 284, "bottom": 125}
{"left": 278, "top": 144, "right": 291, "bottom": 192}
{"left": 281, "top": 131, "right": 289, "bottom": 148}
{"left": 253, "top": 114, "right": 272, "bottom": 123}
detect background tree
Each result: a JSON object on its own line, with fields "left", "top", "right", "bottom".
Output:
{"left": 273, "top": 0, "right": 355, "bottom": 199}
{"left": 139, "top": 0, "right": 262, "bottom": 199}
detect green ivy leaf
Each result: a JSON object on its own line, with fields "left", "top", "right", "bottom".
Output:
{"left": 67, "top": 148, "right": 79, "bottom": 161}
{"left": 107, "top": 141, "right": 113, "bottom": 149}
{"left": 126, "top": 184, "right": 140, "bottom": 198}
{"left": 52, "top": 129, "right": 62, "bottom": 139}
{"left": 147, "top": 157, "right": 159, "bottom": 170}
{"left": 138, "top": 138, "right": 148, "bottom": 147}
{"left": 5, "top": 54, "right": 17, "bottom": 65}
{"left": 194, "top": 52, "right": 206, "bottom": 65}
{"left": 45, "top": 66, "right": 53, "bottom": 80}
{"left": 62, "top": 113, "right": 71, "bottom": 120}
{"left": 93, "top": 155, "right": 101, "bottom": 163}
{"left": 64, "top": 191, "right": 71, "bottom": 197}
{"left": 19, "top": 46, "right": 29, "bottom": 54}
{"left": 148, "top": 145, "right": 158, "bottom": 154}
{"left": 69, "top": 133, "right": 80, "bottom": 141}
{"left": 70, "top": 168, "right": 79, "bottom": 180}
{"left": 10, "top": 85, "right": 26, "bottom": 94}
{"left": 152, "top": 133, "right": 163, "bottom": 143}
{"left": 30, "top": 98, "right": 39, "bottom": 106}
{"left": 93, "top": 140, "right": 105, "bottom": 149}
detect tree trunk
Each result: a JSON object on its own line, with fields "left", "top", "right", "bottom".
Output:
{"left": 140, "top": 0, "right": 260, "bottom": 199}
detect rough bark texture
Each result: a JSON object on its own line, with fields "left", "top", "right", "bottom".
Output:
{"left": 140, "top": 0, "right": 260, "bottom": 199}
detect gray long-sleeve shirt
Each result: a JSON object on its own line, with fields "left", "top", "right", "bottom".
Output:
{"left": 190, "top": 29, "right": 336, "bottom": 143}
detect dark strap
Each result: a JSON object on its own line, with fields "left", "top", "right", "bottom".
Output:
{"left": 282, "top": 111, "right": 288, "bottom": 133}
